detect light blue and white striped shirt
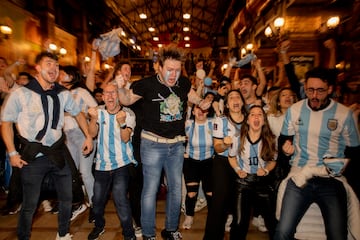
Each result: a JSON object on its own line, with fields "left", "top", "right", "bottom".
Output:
{"left": 1, "top": 85, "right": 80, "bottom": 146}
{"left": 95, "top": 106, "right": 137, "bottom": 171}
{"left": 185, "top": 118, "right": 214, "bottom": 160}
{"left": 213, "top": 116, "right": 242, "bottom": 157}
{"left": 281, "top": 99, "right": 360, "bottom": 167}
{"left": 229, "top": 136, "right": 268, "bottom": 174}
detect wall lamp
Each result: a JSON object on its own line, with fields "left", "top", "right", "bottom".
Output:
{"left": 47, "top": 43, "right": 67, "bottom": 57}
{"left": 264, "top": 17, "right": 285, "bottom": 40}
{"left": 0, "top": 25, "right": 12, "bottom": 41}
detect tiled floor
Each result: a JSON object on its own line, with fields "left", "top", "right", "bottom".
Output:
{"left": 0, "top": 191, "right": 269, "bottom": 240}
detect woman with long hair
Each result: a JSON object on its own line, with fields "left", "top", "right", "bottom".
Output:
{"left": 228, "top": 105, "right": 277, "bottom": 240}
{"left": 203, "top": 89, "right": 247, "bottom": 240}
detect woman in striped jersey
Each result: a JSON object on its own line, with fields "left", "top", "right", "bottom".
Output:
{"left": 228, "top": 105, "right": 277, "bottom": 240}
{"left": 203, "top": 89, "right": 247, "bottom": 240}
{"left": 182, "top": 104, "right": 214, "bottom": 230}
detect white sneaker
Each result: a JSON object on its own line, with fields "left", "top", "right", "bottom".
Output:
{"left": 225, "top": 214, "right": 233, "bottom": 232}
{"left": 56, "top": 233, "right": 72, "bottom": 240}
{"left": 182, "top": 215, "right": 194, "bottom": 230}
{"left": 257, "top": 215, "right": 268, "bottom": 232}
{"left": 134, "top": 226, "right": 142, "bottom": 237}
{"left": 42, "top": 200, "right": 52, "bottom": 212}
{"left": 70, "top": 204, "right": 87, "bottom": 221}
{"left": 194, "top": 198, "right": 207, "bottom": 212}
{"left": 252, "top": 216, "right": 259, "bottom": 227}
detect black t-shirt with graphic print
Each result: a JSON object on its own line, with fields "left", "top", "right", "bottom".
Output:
{"left": 131, "top": 74, "right": 191, "bottom": 139}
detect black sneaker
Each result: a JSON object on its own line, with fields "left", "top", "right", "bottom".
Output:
{"left": 88, "top": 227, "right": 104, "bottom": 240}
{"left": 161, "top": 229, "right": 182, "bottom": 240}
{"left": 88, "top": 207, "right": 95, "bottom": 223}
{"left": 143, "top": 236, "right": 156, "bottom": 240}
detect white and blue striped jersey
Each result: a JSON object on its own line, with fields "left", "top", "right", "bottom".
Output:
{"left": 1, "top": 85, "right": 80, "bottom": 146}
{"left": 64, "top": 87, "right": 98, "bottom": 131}
{"left": 185, "top": 118, "right": 214, "bottom": 160}
{"left": 95, "top": 106, "right": 137, "bottom": 171}
{"left": 229, "top": 136, "right": 270, "bottom": 174}
{"left": 213, "top": 116, "right": 242, "bottom": 157}
{"left": 281, "top": 99, "right": 360, "bottom": 167}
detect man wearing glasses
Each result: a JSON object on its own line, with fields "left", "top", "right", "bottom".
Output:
{"left": 274, "top": 67, "right": 360, "bottom": 239}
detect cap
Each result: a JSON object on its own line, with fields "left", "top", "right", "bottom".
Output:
{"left": 196, "top": 69, "right": 206, "bottom": 80}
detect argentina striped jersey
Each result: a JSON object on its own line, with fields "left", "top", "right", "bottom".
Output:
{"left": 281, "top": 99, "right": 360, "bottom": 167}
{"left": 185, "top": 118, "right": 214, "bottom": 160}
{"left": 95, "top": 106, "right": 137, "bottom": 171}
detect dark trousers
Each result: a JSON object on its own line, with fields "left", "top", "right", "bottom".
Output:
{"left": 203, "top": 154, "right": 235, "bottom": 240}
{"left": 92, "top": 166, "right": 135, "bottom": 238}
{"left": 18, "top": 155, "right": 72, "bottom": 240}
{"left": 230, "top": 174, "right": 277, "bottom": 240}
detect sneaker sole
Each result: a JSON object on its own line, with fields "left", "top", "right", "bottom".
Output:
{"left": 71, "top": 204, "right": 87, "bottom": 221}
{"left": 88, "top": 229, "right": 105, "bottom": 240}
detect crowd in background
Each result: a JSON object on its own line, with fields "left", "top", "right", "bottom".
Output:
{"left": 0, "top": 37, "right": 359, "bottom": 240}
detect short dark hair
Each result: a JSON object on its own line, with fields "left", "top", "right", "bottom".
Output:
{"left": 112, "top": 61, "right": 131, "bottom": 79}
{"left": 18, "top": 72, "right": 33, "bottom": 79}
{"left": 60, "top": 65, "right": 82, "bottom": 88}
{"left": 305, "top": 67, "right": 335, "bottom": 86}
{"left": 158, "top": 45, "right": 184, "bottom": 67}
{"left": 35, "top": 51, "right": 58, "bottom": 64}
{"left": 240, "top": 74, "right": 258, "bottom": 85}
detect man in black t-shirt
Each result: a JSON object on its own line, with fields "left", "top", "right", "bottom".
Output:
{"left": 117, "top": 46, "right": 211, "bottom": 240}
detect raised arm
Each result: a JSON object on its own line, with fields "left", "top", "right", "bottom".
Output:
{"left": 84, "top": 39, "right": 100, "bottom": 92}
{"left": 253, "top": 59, "right": 266, "bottom": 97}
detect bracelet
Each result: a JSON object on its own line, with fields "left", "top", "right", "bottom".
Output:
{"left": 263, "top": 168, "right": 269, "bottom": 176}
{"left": 8, "top": 151, "right": 19, "bottom": 157}
{"left": 234, "top": 166, "right": 241, "bottom": 172}
{"left": 120, "top": 123, "right": 127, "bottom": 129}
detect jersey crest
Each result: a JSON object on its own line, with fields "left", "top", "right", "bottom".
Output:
{"left": 327, "top": 119, "right": 338, "bottom": 131}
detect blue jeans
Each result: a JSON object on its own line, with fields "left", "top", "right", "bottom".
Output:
{"left": 18, "top": 155, "right": 72, "bottom": 240}
{"left": 92, "top": 166, "right": 135, "bottom": 238}
{"left": 65, "top": 128, "right": 95, "bottom": 205}
{"left": 140, "top": 138, "right": 184, "bottom": 237}
{"left": 274, "top": 178, "right": 347, "bottom": 240}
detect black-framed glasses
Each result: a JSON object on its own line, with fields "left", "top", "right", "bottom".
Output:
{"left": 305, "top": 88, "right": 328, "bottom": 95}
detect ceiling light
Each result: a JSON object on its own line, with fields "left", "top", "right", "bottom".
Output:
{"left": 184, "top": 36, "right": 190, "bottom": 41}
{"left": 153, "top": 36, "right": 159, "bottom": 41}
{"left": 132, "top": 45, "right": 136, "bottom": 49}
{"left": 158, "top": 44, "right": 163, "bottom": 48}
{"left": 121, "top": 30, "right": 126, "bottom": 37}
{"left": 129, "top": 39, "right": 135, "bottom": 44}
{"left": 183, "top": 13, "right": 191, "bottom": 19}
{"left": 139, "top": 13, "right": 147, "bottom": 19}
{"left": 185, "top": 43, "right": 190, "bottom": 47}
{"left": 137, "top": 45, "right": 141, "bottom": 51}
{"left": 183, "top": 26, "right": 190, "bottom": 32}
{"left": 104, "top": 63, "right": 111, "bottom": 69}
{"left": 148, "top": 27, "right": 155, "bottom": 32}
{"left": 84, "top": 56, "right": 91, "bottom": 62}
{"left": 327, "top": 16, "right": 340, "bottom": 28}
